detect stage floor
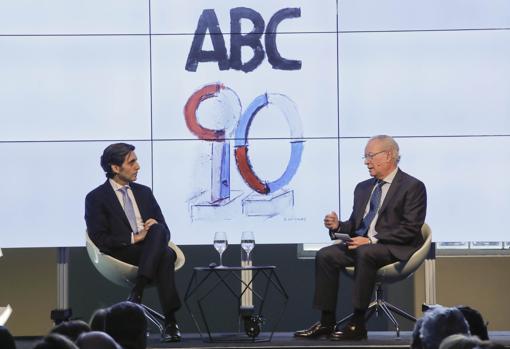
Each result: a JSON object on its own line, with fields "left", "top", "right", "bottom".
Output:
{"left": 15, "top": 331, "right": 510, "bottom": 349}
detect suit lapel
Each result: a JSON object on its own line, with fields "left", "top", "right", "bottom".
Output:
{"left": 357, "top": 179, "right": 377, "bottom": 222}
{"left": 102, "top": 180, "right": 133, "bottom": 230}
{"left": 130, "top": 183, "right": 147, "bottom": 222}
{"left": 378, "top": 169, "right": 402, "bottom": 214}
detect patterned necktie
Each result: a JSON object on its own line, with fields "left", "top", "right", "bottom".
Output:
{"left": 355, "top": 180, "right": 385, "bottom": 236}
{"left": 119, "top": 186, "right": 138, "bottom": 233}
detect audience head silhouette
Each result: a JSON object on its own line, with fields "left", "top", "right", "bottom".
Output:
{"left": 105, "top": 301, "right": 147, "bottom": 349}
{"left": 456, "top": 305, "right": 489, "bottom": 341}
{"left": 420, "top": 306, "right": 470, "bottom": 349}
{"left": 89, "top": 308, "right": 109, "bottom": 332}
{"left": 50, "top": 320, "right": 90, "bottom": 342}
{"left": 439, "top": 333, "right": 484, "bottom": 349}
{"left": 33, "top": 333, "right": 78, "bottom": 349}
{"left": 76, "top": 331, "right": 120, "bottom": 349}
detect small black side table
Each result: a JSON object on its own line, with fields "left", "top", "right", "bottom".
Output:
{"left": 184, "top": 265, "right": 288, "bottom": 342}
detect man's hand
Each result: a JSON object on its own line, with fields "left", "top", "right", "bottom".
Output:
{"left": 324, "top": 211, "right": 340, "bottom": 231}
{"left": 133, "top": 228, "right": 148, "bottom": 243}
{"left": 346, "top": 236, "right": 371, "bottom": 250}
{"left": 144, "top": 218, "right": 158, "bottom": 231}
{"left": 133, "top": 218, "right": 159, "bottom": 243}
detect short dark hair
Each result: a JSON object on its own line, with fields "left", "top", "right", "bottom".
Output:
{"left": 76, "top": 331, "right": 120, "bottom": 349}
{"left": 50, "top": 320, "right": 90, "bottom": 342}
{"left": 33, "top": 333, "right": 78, "bottom": 349}
{"left": 457, "top": 306, "right": 489, "bottom": 341}
{"left": 100, "top": 143, "right": 135, "bottom": 178}
{"left": 89, "top": 308, "right": 108, "bottom": 332}
{"left": 420, "top": 306, "right": 470, "bottom": 349}
{"left": 105, "top": 301, "right": 146, "bottom": 349}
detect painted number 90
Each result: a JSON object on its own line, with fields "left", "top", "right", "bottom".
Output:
{"left": 184, "top": 83, "right": 304, "bottom": 200}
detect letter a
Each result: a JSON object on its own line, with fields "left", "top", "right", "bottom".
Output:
{"left": 185, "top": 9, "right": 229, "bottom": 72}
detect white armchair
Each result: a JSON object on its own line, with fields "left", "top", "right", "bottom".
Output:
{"left": 85, "top": 233, "right": 185, "bottom": 333}
{"left": 338, "top": 223, "right": 432, "bottom": 337}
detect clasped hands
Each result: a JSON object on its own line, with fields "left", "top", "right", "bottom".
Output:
{"left": 324, "top": 211, "right": 370, "bottom": 250}
{"left": 133, "top": 218, "right": 158, "bottom": 243}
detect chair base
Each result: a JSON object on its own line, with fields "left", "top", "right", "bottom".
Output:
{"left": 142, "top": 304, "right": 166, "bottom": 335}
{"left": 336, "top": 286, "right": 416, "bottom": 337}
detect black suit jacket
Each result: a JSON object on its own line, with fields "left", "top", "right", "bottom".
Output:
{"left": 85, "top": 180, "right": 170, "bottom": 253}
{"left": 337, "top": 169, "right": 427, "bottom": 261}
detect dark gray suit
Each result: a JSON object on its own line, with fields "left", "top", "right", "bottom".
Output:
{"left": 85, "top": 180, "right": 181, "bottom": 315}
{"left": 314, "top": 169, "right": 426, "bottom": 312}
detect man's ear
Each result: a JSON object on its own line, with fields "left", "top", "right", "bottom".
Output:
{"left": 111, "top": 164, "right": 120, "bottom": 175}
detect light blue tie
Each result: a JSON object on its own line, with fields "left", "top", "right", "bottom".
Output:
{"left": 119, "top": 186, "right": 138, "bottom": 233}
{"left": 355, "top": 180, "right": 385, "bottom": 236}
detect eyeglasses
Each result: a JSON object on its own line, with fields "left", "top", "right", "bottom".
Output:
{"left": 362, "top": 150, "right": 387, "bottom": 161}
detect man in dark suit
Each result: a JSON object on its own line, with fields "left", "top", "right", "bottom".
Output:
{"left": 295, "top": 135, "right": 427, "bottom": 340}
{"left": 85, "top": 143, "right": 181, "bottom": 342}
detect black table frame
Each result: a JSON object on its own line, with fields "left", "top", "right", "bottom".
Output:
{"left": 184, "top": 265, "right": 288, "bottom": 342}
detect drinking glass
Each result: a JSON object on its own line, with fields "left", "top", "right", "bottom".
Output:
{"left": 241, "top": 231, "right": 255, "bottom": 262}
{"left": 213, "top": 232, "right": 228, "bottom": 267}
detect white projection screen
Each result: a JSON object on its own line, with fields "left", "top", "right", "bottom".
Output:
{"left": 0, "top": 0, "right": 509, "bottom": 247}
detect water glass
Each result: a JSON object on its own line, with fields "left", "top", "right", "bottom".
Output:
{"left": 213, "top": 231, "right": 228, "bottom": 267}
{"left": 241, "top": 231, "right": 255, "bottom": 263}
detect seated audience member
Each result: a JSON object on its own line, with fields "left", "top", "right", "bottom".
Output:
{"left": 89, "top": 308, "right": 109, "bottom": 332}
{"left": 50, "top": 320, "right": 90, "bottom": 342}
{"left": 439, "top": 334, "right": 484, "bottom": 349}
{"left": 411, "top": 317, "right": 425, "bottom": 349}
{"left": 0, "top": 326, "right": 16, "bottom": 349}
{"left": 105, "top": 301, "right": 147, "bottom": 349}
{"left": 76, "top": 331, "right": 120, "bottom": 349}
{"left": 456, "top": 306, "right": 489, "bottom": 341}
{"left": 422, "top": 304, "right": 490, "bottom": 341}
{"left": 419, "top": 306, "right": 470, "bottom": 349}
{"left": 33, "top": 333, "right": 78, "bottom": 349}
{"left": 439, "top": 334, "right": 506, "bottom": 349}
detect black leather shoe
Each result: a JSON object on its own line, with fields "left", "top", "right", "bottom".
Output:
{"left": 126, "top": 290, "right": 142, "bottom": 304}
{"left": 161, "top": 322, "right": 181, "bottom": 342}
{"left": 294, "top": 322, "right": 334, "bottom": 338}
{"left": 330, "top": 322, "right": 367, "bottom": 341}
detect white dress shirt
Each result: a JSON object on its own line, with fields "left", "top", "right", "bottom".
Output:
{"left": 365, "top": 167, "right": 399, "bottom": 243}
{"left": 109, "top": 178, "right": 144, "bottom": 244}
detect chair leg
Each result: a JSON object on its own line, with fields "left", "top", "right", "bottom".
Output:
{"left": 335, "top": 300, "right": 377, "bottom": 327}
{"left": 372, "top": 285, "right": 417, "bottom": 338}
{"left": 384, "top": 301, "right": 417, "bottom": 322}
{"left": 378, "top": 301, "right": 400, "bottom": 337}
{"left": 365, "top": 300, "right": 378, "bottom": 320}
{"left": 141, "top": 304, "right": 165, "bottom": 334}
{"left": 336, "top": 286, "right": 417, "bottom": 338}
{"left": 335, "top": 312, "right": 354, "bottom": 327}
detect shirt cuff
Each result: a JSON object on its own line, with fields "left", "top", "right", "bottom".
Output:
{"left": 369, "top": 236, "right": 378, "bottom": 244}
{"left": 131, "top": 233, "right": 135, "bottom": 244}
{"left": 329, "top": 225, "right": 341, "bottom": 239}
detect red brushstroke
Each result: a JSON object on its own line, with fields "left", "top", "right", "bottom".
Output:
{"left": 184, "top": 83, "right": 225, "bottom": 141}
{"left": 234, "top": 146, "right": 268, "bottom": 194}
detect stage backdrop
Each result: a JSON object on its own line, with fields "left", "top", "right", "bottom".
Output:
{"left": 0, "top": 0, "right": 509, "bottom": 247}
